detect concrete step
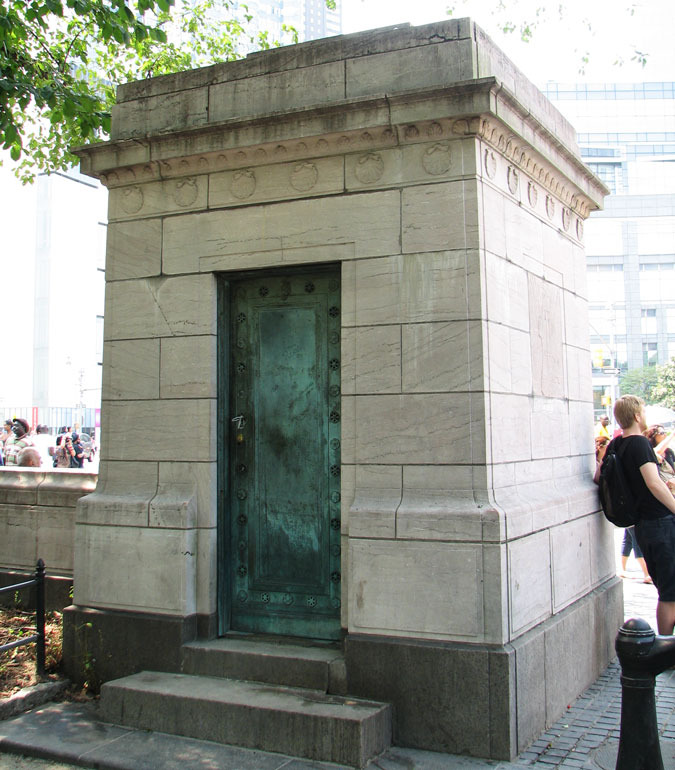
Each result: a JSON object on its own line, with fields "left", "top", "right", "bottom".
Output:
{"left": 182, "top": 637, "right": 347, "bottom": 693}
{"left": 101, "top": 670, "right": 392, "bottom": 768}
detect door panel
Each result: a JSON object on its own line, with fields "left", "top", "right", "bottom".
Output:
{"left": 227, "top": 270, "right": 341, "bottom": 640}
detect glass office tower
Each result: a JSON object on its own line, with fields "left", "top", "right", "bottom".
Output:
{"left": 544, "top": 82, "right": 675, "bottom": 416}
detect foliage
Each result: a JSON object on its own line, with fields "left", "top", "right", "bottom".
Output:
{"left": 651, "top": 359, "right": 675, "bottom": 410}
{"left": 619, "top": 365, "right": 661, "bottom": 404}
{"left": 0, "top": 0, "right": 297, "bottom": 182}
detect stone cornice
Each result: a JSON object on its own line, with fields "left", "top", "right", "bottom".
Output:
{"left": 73, "top": 77, "right": 606, "bottom": 220}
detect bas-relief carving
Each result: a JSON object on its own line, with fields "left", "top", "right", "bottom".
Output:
{"left": 231, "top": 169, "right": 256, "bottom": 199}
{"left": 354, "top": 153, "right": 384, "bottom": 184}
{"left": 478, "top": 116, "right": 592, "bottom": 224}
{"left": 110, "top": 176, "right": 207, "bottom": 222}
{"left": 97, "top": 110, "right": 593, "bottom": 242}
{"left": 422, "top": 143, "right": 451, "bottom": 176}
{"left": 174, "top": 177, "right": 198, "bottom": 208}
{"left": 290, "top": 162, "right": 318, "bottom": 192}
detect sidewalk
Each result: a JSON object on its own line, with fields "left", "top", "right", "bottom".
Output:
{"left": 0, "top": 559, "right": 672, "bottom": 770}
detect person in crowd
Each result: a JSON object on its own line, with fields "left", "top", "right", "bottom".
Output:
{"left": 619, "top": 527, "right": 652, "bottom": 583}
{"left": 17, "top": 447, "right": 41, "bottom": 467}
{"left": 32, "top": 424, "right": 53, "bottom": 468}
{"left": 0, "top": 419, "right": 12, "bottom": 463}
{"left": 70, "top": 433, "right": 85, "bottom": 468}
{"left": 612, "top": 395, "right": 675, "bottom": 634}
{"left": 645, "top": 425, "right": 675, "bottom": 480}
{"left": 4, "top": 418, "right": 34, "bottom": 466}
{"left": 595, "top": 415, "right": 611, "bottom": 440}
{"left": 53, "top": 433, "right": 75, "bottom": 468}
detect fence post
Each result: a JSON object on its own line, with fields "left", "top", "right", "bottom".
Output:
{"left": 35, "top": 559, "right": 45, "bottom": 678}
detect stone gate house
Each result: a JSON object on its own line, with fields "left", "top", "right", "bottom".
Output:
{"left": 64, "top": 18, "right": 615, "bottom": 762}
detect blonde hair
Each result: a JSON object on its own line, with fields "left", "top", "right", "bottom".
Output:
{"left": 614, "top": 394, "right": 645, "bottom": 430}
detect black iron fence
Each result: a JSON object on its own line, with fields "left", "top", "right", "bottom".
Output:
{"left": 0, "top": 559, "right": 46, "bottom": 677}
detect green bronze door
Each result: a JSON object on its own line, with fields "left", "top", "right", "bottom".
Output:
{"left": 226, "top": 269, "right": 341, "bottom": 640}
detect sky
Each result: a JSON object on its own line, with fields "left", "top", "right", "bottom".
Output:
{"left": 340, "top": 0, "right": 674, "bottom": 85}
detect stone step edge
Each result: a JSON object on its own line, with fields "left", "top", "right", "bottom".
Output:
{"left": 101, "top": 671, "right": 392, "bottom": 768}
{"left": 181, "top": 638, "right": 348, "bottom": 693}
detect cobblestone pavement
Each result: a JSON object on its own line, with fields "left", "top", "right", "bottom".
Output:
{"left": 512, "top": 534, "right": 673, "bottom": 770}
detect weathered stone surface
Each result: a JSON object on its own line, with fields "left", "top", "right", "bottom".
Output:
{"left": 111, "top": 87, "right": 209, "bottom": 140}
{"left": 349, "top": 538, "right": 483, "bottom": 639}
{"left": 160, "top": 335, "right": 217, "bottom": 399}
{"left": 102, "top": 399, "right": 216, "bottom": 462}
{"left": 106, "top": 218, "right": 162, "bottom": 280}
{"left": 508, "top": 530, "right": 552, "bottom": 635}
{"left": 346, "top": 38, "right": 476, "bottom": 100}
{"left": 105, "top": 274, "right": 217, "bottom": 341}
{"left": 402, "top": 180, "right": 480, "bottom": 253}
{"left": 348, "top": 465, "right": 401, "bottom": 539}
{"left": 102, "top": 339, "right": 160, "bottom": 400}
{"left": 101, "top": 670, "right": 392, "bottom": 767}
{"left": 74, "top": 524, "right": 197, "bottom": 614}
{"left": 401, "top": 320, "right": 483, "bottom": 392}
{"left": 162, "top": 191, "right": 400, "bottom": 275}
{"left": 351, "top": 393, "right": 483, "bottom": 465}
{"left": 342, "top": 250, "right": 481, "bottom": 327}
{"left": 210, "top": 61, "right": 346, "bottom": 124}
{"left": 341, "top": 325, "right": 401, "bottom": 395}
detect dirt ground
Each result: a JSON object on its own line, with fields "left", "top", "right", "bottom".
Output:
{"left": 0, "top": 609, "right": 62, "bottom": 699}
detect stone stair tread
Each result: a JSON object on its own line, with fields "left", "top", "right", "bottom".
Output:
{"left": 104, "top": 670, "right": 379, "bottom": 716}
{"left": 101, "top": 670, "right": 392, "bottom": 768}
{"left": 183, "top": 637, "right": 344, "bottom": 663}
{"left": 181, "top": 637, "right": 348, "bottom": 693}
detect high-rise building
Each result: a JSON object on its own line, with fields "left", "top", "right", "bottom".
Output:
{"left": 544, "top": 82, "right": 675, "bottom": 416}
{"left": 227, "top": 0, "right": 341, "bottom": 53}
{"left": 0, "top": 163, "right": 106, "bottom": 429}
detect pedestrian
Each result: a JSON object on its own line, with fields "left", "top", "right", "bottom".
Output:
{"left": 3, "top": 418, "right": 34, "bottom": 466}
{"left": 32, "top": 424, "right": 53, "bottom": 468}
{"left": 612, "top": 395, "right": 675, "bottom": 634}
{"left": 70, "top": 433, "right": 85, "bottom": 468}
{"left": 619, "top": 527, "right": 652, "bottom": 584}
{"left": 595, "top": 415, "right": 611, "bottom": 440}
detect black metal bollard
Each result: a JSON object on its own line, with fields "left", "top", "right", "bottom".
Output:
{"left": 35, "top": 559, "right": 46, "bottom": 678}
{"left": 615, "top": 618, "right": 675, "bottom": 770}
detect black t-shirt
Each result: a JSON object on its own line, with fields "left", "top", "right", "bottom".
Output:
{"left": 613, "top": 434, "right": 672, "bottom": 520}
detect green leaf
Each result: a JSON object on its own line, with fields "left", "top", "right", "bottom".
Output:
{"left": 10, "top": 143, "right": 20, "bottom": 160}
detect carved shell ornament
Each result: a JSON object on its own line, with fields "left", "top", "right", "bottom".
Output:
{"left": 576, "top": 219, "right": 584, "bottom": 241}
{"left": 507, "top": 166, "right": 519, "bottom": 195}
{"left": 422, "top": 144, "right": 451, "bottom": 176}
{"left": 231, "top": 169, "right": 256, "bottom": 200}
{"left": 546, "top": 195, "right": 556, "bottom": 220}
{"left": 528, "top": 181, "right": 538, "bottom": 208}
{"left": 120, "top": 186, "right": 143, "bottom": 215}
{"left": 562, "top": 208, "right": 571, "bottom": 231}
{"left": 174, "top": 177, "right": 198, "bottom": 208}
{"left": 290, "top": 162, "right": 318, "bottom": 192}
{"left": 484, "top": 149, "right": 497, "bottom": 179}
{"left": 354, "top": 153, "right": 384, "bottom": 184}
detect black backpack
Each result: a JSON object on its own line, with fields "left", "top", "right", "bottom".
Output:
{"left": 598, "top": 438, "right": 640, "bottom": 527}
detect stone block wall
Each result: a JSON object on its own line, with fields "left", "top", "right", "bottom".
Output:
{"left": 0, "top": 469, "right": 96, "bottom": 609}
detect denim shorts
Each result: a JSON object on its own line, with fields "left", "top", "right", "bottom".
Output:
{"left": 635, "top": 516, "right": 675, "bottom": 601}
